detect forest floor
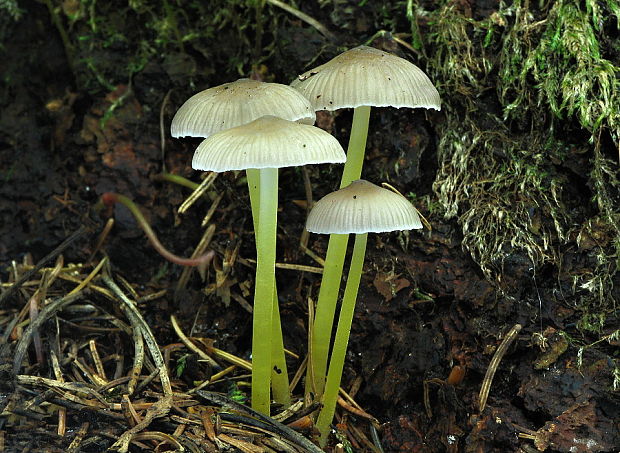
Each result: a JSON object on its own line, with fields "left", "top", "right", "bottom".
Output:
{"left": 1, "top": 1, "right": 619, "bottom": 452}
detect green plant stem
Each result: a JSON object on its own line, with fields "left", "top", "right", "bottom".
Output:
{"left": 308, "top": 105, "right": 371, "bottom": 397}
{"left": 339, "top": 105, "right": 371, "bottom": 188}
{"left": 251, "top": 167, "right": 278, "bottom": 415}
{"left": 270, "top": 297, "right": 290, "bottom": 406}
{"left": 246, "top": 168, "right": 291, "bottom": 408}
{"left": 100, "top": 193, "right": 214, "bottom": 268}
{"left": 316, "top": 233, "right": 368, "bottom": 445}
{"left": 309, "top": 233, "right": 348, "bottom": 395}
{"left": 155, "top": 172, "right": 200, "bottom": 190}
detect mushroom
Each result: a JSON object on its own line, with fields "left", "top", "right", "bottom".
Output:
{"left": 194, "top": 115, "right": 346, "bottom": 415}
{"left": 305, "top": 179, "right": 422, "bottom": 444}
{"left": 291, "top": 45, "right": 440, "bottom": 395}
{"left": 172, "top": 79, "right": 317, "bottom": 408}
{"left": 291, "top": 45, "right": 440, "bottom": 185}
{"left": 171, "top": 78, "right": 316, "bottom": 138}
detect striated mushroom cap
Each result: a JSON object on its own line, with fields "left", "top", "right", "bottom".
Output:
{"left": 291, "top": 46, "right": 441, "bottom": 111}
{"left": 172, "top": 79, "right": 316, "bottom": 138}
{"left": 192, "top": 115, "right": 346, "bottom": 172}
{"left": 306, "top": 179, "right": 422, "bottom": 234}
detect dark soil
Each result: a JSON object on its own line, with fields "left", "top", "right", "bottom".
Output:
{"left": 1, "top": 1, "right": 619, "bottom": 452}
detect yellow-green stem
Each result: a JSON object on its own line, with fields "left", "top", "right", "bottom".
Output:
{"left": 339, "top": 105, "right": 371, "bottom": 188}
{"left": 316, "top": 233, "right": 368, "bottom": 445}
{"left": 308, "top": 233, "right": 348, "bottom": 395}
{"left": 247, "top": 168, "right": 289, "bottom": 412}
{"left": 247, "top": 169, "right": 291, "bottom": 407}
{"left": 308, "top": 105, "right": 371, "bottom": 397}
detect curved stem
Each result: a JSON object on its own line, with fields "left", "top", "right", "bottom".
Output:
{"left": 251, "top": 168, "right": 278, "bottom": 415}
{"left": 100, "top": 192, "right": 214, "bottom": 267}
{"left": 308, "top": 105, "right": 371, "bottom": 398}
{"left": 316, "top": 233, "right": 368, "bottom": 445}
{"left": 154, "top": 172, "right": 200, "bottom": 190}
{"left": 246, "top": 169, "right": 290, "bottom": 408}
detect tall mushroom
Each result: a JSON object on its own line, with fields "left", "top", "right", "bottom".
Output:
{"left": 172, "top": 79, "right": 316, "bottom": 407}
{"left": 193, "top": 115, "right": 346, "bottom": 415}
{"left": 305, "top": 179, "right": 423, "bottom": 444}
{"left": 291, "top": 45, "right": 440, "bottom": 394}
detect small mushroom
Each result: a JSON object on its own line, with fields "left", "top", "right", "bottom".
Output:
{"left": 292, "top": 45, "right": 441, "bottom": 112}
{"left": 292, "top": 46, "right": 440, "bottom": 397}
{"left": 291, "top": 45, "right": 440, "bottom": 185}
{"left": 171, "top": 79, "right": 317, "bottom": 410}
{"left": 306, "top": 179, "right": 422, "bottom": 234}
{"left": 305, "top": 179, "right": 422, "bottom": 445}
{"left": 171, "top": 78, "right": 316, "bottom": 138}
{"left": 194, "top": 116, "right": 345, "bottom": 415}
{"left": 192, "top": 115, "right": 345, "bottom": 171}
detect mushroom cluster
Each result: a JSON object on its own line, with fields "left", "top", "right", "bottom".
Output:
{"left": 292, "top": 46, "right": 440, "bottom": 394}
{"left": 173, "top": 79, "right": 345, "bottom": 415}
{"left": 172, "top": 45, "right": 440, "bottom": 443}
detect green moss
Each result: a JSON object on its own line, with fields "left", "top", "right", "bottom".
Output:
{"left": 44, "top": 0, "right": 288, "bottom": 94}
{"left": 0, "top": 0, "right": 22, "bottom": 20}
{"left": 410, "top": 0, "right": 619, "bottom": 320}
{"left": 498, "top": 0, "right": 620, "bottom": 134}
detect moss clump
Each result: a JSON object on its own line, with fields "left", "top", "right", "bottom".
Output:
{"left": 410, "top": 0, "right": 619, "bottom": 324}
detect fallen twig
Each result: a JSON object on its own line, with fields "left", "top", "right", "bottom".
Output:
{"left": 102, "top": 273, "right": 172, "bottom": 395}
{"left": 479, "top": 323, "right": 522, "bottom": 412}
{"left": 12, "top": 291, "right": 84, "bottom": 374}
{"left": 171, "top": 315, "right": 220, "bottom": 369}
{"left": 0, "top": 225, "right": 88, "bottom": 307}
{"left": 197, "top": 390, "right": 324, "bottom": 453}
{"left": 266, "top": 0, "right": 335, "bottom": 41}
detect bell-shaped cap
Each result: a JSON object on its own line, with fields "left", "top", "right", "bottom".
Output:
{"left": 291, "top": 46, "right": 441, "bottom": 111}
{"left": 306, "top": 179, "right": 422, "bottom": 234}
{"left": 192, "top": 115, "right": 346, "bottom": 172}
{"left": 172, "top": 79, "right": 316, "bottom": 138}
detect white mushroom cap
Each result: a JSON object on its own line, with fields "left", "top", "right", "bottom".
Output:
{"left": 291, "top": 46, "right": 441, "bottom": 111}
{"left": 192, "top": 116, "right": 346, "bottom": 172}
{"left": 306, "top": 179, "right": 422, "bottom": 234}
{"left": 171, "top": 79, "right": 316, "bottom": 138}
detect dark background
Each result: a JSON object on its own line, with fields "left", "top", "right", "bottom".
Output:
{"left": 1, "top": 1, "right": 619, "bottom": 451}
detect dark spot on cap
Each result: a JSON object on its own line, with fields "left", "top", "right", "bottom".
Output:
{"left": 353, "top": 195, "right": 357, "bottom": 199}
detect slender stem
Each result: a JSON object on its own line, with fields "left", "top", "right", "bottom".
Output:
{"left": 270, "top": 299, "right": 291, "bottom": 406}
{"left": 246, "top": 170, "right": 290, "bottom": 406}
{"left": 316, "top": 233, "right": 368, "bottom": 445}
{"left": 246, "top": 168, "right": 261, "bottom": 228}
{"left": 246, "top": 168, "right": 291, "bottom": 408}
{"left": 339, "top": 105, "right": 371, "bottom": 188}
{"left": 251, "top": 168, "right": 278, "bottom": 415}
{"left": 155, "top": 172, "right": 200, "bottom": 190}
{"left": 100, "top": 193, "right": 214, "bottom": 267}
{"left": 308, "top": 105, "right": 371, "bottom": 398}
{"left": 309, "top": 233, "right": 348, "bottom": 396}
